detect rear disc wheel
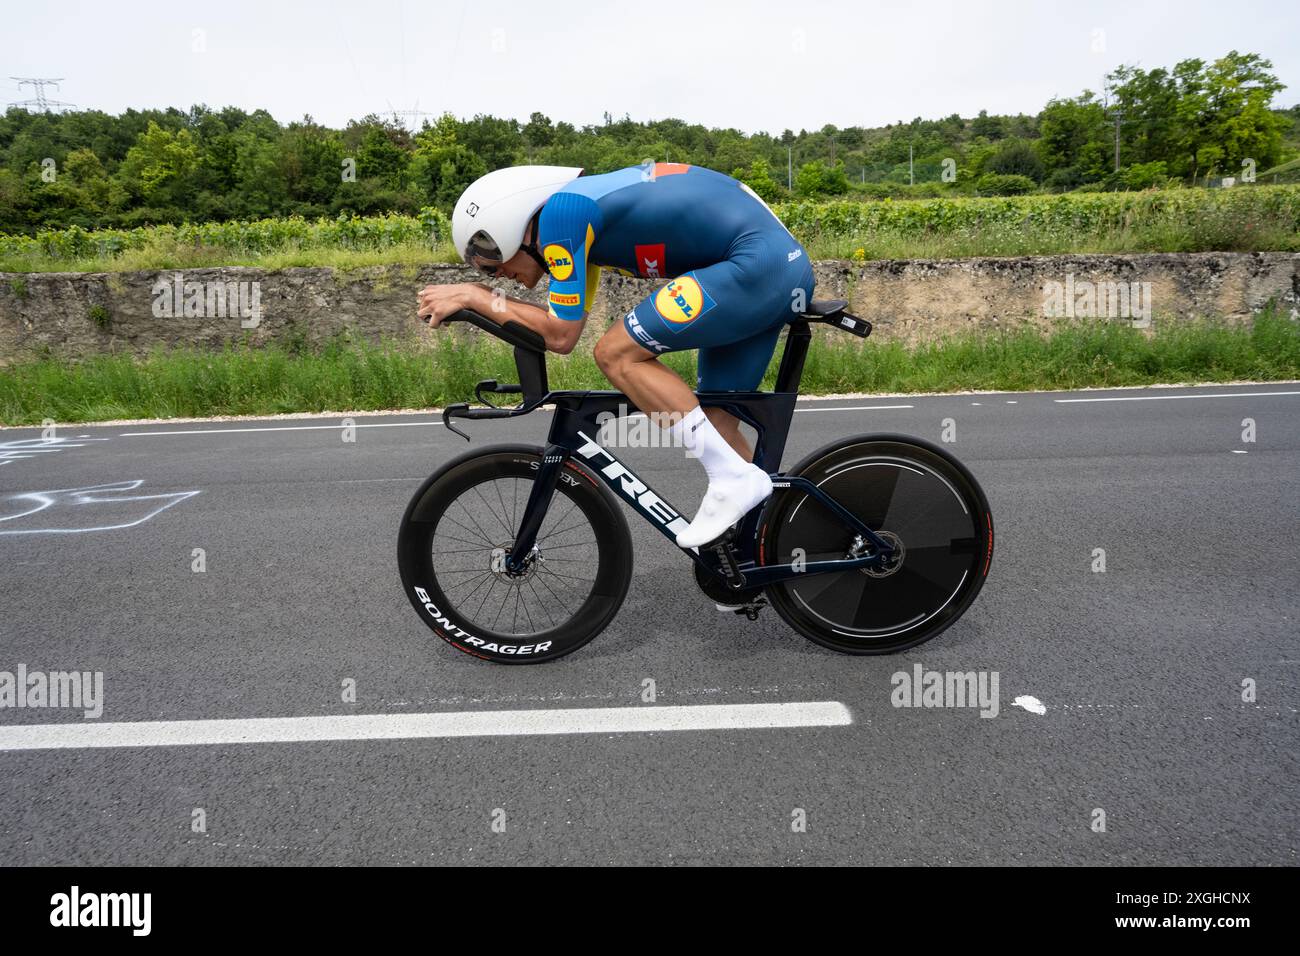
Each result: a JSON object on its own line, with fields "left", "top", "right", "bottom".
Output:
{"left": 761, "top": 435, "right": 993, "bottom": 655}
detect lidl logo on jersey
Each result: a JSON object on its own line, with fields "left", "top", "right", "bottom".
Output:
{"left": 544, "top": 242, "right": 574, "bottom": 281}
{"left": 634, "top": 243, "right": 666, "bottom": 279}
{"left": 653, "top": 273, "right": 716, "bottom": 327}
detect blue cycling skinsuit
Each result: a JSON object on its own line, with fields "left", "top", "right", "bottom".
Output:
{"left": 537, "top": 163, "right": 815, "bottom": 391}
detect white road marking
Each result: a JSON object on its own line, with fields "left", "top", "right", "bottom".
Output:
{"left": 0, "top": 701, "right": 852, "bottom": 751}
{"left": 0, "top": 436, "right": 110, "bottom": 466}
{"left": 1012, "top": 696, "right": 1047, "bottom": 716}
{"left": 118, "top": 407, "right": 912, "bottom": 437}
{"left": 0, "top": 481, "right": 199, "bottom": 536}
{"left": 120, "top": 421, "right": 446, "bottom": 437}
{"left": 1232, "top": 450, "right": 1248, "bottom": 454}
{"left": 794, "top": 404, "right": 913, "bottom": 413}
{"left": 1056, "top": 390, "right": 1300, "bottom": 404}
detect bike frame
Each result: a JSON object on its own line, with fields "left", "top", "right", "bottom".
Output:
{"left": 444, "top": 312, "right": 896, "bottom": 590}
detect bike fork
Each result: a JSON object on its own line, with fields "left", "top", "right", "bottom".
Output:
{"left": 506, "top": 444, "right": 568, "bottom": 573}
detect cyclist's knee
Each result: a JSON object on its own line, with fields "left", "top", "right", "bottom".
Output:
{"left": 594, "top": 324, "right": 645, "bottom": 378}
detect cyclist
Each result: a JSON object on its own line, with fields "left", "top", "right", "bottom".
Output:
{"left": 416, "top": 163, "right": 815, "bottom": 549}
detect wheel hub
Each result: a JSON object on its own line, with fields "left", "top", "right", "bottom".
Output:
{"left": 492, "top": 545, "right": 540, "bottom": 583}
{"left": 853, "top": 531, "right": 905, "bottom": 578}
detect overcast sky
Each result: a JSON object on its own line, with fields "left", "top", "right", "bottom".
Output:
{"left": 6, "top": 0, "right": 1298, "bottom": 133}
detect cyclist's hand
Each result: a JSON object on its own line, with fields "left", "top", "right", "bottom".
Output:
{"left": 417, "top": 284, "right": 472, "bottom": 328}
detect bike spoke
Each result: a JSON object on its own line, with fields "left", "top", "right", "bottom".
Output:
{"left": 537, "top": 567, "right": 595, "bottom": 585}
{"left": 456, "top": 498, "right": 502, "bottom": 550}
{"left": 493, "top": 480, "right": 515, "bottom": 537}
{"left": 533, "top": 562, "right": 570, "bottom": 598}
{"left": 475, "top": 575, "right": 498, "bottom": 620}
{"left": 525, "top": 577, "right": 556, "bottom": 629}
{"left": 447, "top": 570, "right": 495, "bottom": 596}
{"left": 433, "top": 529, "right": 499, "bottom": 550}
{"left": 439, "top": 511, "right": 496, "bottom": 548}
{"left": 475, "top": 483, "right": 515, "bottom": 539}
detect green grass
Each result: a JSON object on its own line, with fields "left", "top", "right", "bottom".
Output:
{"left": 0, "top": 239, "right": 462, "bottom": 274}
{"left": 3, "top": 312, "right": 1297, "bottom": 426}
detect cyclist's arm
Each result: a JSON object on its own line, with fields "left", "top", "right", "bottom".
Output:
{"left": 531, "top": 192, "right": 603, "bottom": 353}
{"left": 461, "top": 285, "right": 586, "bottom": 354}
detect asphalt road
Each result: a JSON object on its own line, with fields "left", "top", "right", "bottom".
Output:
{"left": 1, "top": 383, "right": 1296, "bottom": 865}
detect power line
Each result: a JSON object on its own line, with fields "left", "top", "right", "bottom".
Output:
{"left": 387, "top": 109, "right": 435, "bottom": 131}
{"left": 8, "top": 77, "right": 75, "bottom": 113}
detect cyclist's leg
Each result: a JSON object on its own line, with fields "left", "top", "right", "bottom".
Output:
{"left": 596, "top": 254, "right": 769, "bottom": 442}
{"left": 596, "top": 241, "right": 812, "bottom": 546}
{"left": 593, "top": 322, "right": 759, "bottom": 458}
{"left": 694, "top": 242, "right": 813, "bottom": 455}
{"left": 695, "top": 324, "right": 786, "bottom": 458}
{"left": 593, "top": 320, "right": 697, "bottom": 430}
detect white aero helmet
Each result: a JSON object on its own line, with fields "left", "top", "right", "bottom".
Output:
{"left": 452, "top": 165, "right": 583, "bottom": 275}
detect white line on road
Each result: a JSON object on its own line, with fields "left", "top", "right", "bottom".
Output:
{"left": 120, "top": 421, "right": 446, "bottom": 437}
{"left": 120, "top": 405, "right": 912, "bottom": 437}
{"left": 1055, "top": 391, "right": 1300, "bottom": 404}
{"left": 0, "top": 701, "right": 852, "bottom": 751}
{"left": 794, "top": 404, "right": 913, "bottom": 412}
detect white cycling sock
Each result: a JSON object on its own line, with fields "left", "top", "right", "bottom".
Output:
{"left": 668, "top": 406, "right": 751, "bottom": 479}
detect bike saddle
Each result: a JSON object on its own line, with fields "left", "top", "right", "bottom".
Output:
{"left": 800, "top": 299, "right": 848, "bottom": 319}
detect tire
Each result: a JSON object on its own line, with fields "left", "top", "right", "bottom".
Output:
{"left": 760, "top": 434, "right": 993, "bottom": 655}
{"left": 397, "top": 444, "right": 633, "bottom": 663}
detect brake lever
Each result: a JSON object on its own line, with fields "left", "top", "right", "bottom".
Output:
{"left": 442, "top": 403, "right": 471, "bottom": 442}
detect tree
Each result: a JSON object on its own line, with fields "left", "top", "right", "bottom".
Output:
{"left": 732, "top": 159, "right": 784, "bottom": 202}
{"left": 457, "top": 114, "right": 522, "bottom": 171}
{"left": 971, "top": 109, "right": 1005, "bottom": 140}
{"left": 795, "top": 159, "right": 850, "bottom": 198}
{"left": 523, "top": 111, "right": 554, "bottom": 157}
{"left": 1109, "top": 52, "right": 1289, "bottom": 182}
{"left": 1037, "top": 95, "right": 1108, "bottom": 182}
{"left": 230, "top": 131, "right": 289, "bottom": 217}
{"left": 113, "top": 121, "right": 201, "bottom": 214}
{"left": 357, "top": 126, "right": 410, "bottom": 189}
{"left": 411, "top": 144, "right": 487, "bottom": 211}
{"left": 279, "top": 120, "right": 346, "bottom": 210}
{"left": 985, "top": 139, "right": 1044, "bottom": 181}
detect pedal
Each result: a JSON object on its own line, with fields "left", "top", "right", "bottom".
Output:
{"left": 734, "top": 596, "right": 768, "bottom": 621}
{"left": 707, "top": 530, "right": 747, "bottom": 590}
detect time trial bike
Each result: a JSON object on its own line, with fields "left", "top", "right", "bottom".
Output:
{"left": 397, "top": 301, "right": 993, "bottom": 663}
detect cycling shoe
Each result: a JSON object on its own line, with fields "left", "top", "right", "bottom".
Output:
{"left": 676, "top": 464, "right": 773, "bottom": 549}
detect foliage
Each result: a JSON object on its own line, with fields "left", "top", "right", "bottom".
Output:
{"left": 975, "top": 173, "right": 1038, "bottom": 195}
{"left": 3, "top": 186, "right": 1296, "bottom": 271}
{"left": 1, "top": 49, "right": 1294, "bottom": 236}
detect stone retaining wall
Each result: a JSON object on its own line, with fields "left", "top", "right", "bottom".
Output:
{"left": 1, "top": 252, "right": 1296, "bottom": 364}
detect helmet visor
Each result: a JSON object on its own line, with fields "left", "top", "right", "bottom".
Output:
{"left": 465, "top": 230, "right": 504, "bottom": 276}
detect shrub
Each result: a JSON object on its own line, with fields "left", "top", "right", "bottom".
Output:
{"left": 975, "top": 173, "right": 1038, "bottom": 196}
